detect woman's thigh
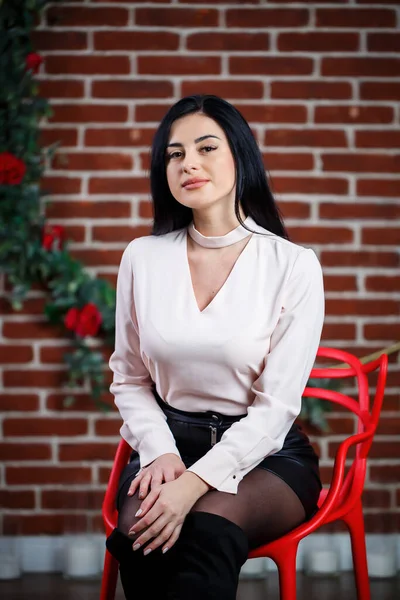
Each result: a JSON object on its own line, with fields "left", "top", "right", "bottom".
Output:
{"left": 189, "top": 467, "right": 307, "bottom": 550}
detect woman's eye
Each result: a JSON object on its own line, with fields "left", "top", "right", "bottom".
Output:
{"left": 166, "top": 146, "right": 216, "bottom": 160}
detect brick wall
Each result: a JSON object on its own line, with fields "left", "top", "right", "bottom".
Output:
{"left": 1, "top": 0, "right": 399, "bottom": 536}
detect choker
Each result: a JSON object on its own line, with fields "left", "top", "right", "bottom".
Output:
{"left": 187, "top": 215, "right": 256, "bottom": 248}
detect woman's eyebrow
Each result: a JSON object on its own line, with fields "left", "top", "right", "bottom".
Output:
{"left": 166, "top": 134, "right": 221, "bottom": 148}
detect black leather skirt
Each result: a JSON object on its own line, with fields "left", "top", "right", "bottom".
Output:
{"left": 116, "top": 388, "right": 322, "bottom": 520}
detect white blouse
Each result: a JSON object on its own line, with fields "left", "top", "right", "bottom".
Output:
{"left": 108, "top": 216, "right": 325, "bottom": 494}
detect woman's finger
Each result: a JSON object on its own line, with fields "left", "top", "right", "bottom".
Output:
{"left": 130, "top": 487, "right": 161, "bottom": 529}
{"left": 161, "top": 522, "right": 183, "bottom": 554}
{"left": 127, "top": 470, "right": 144, "bottom": 496}
{"left": 130, "top": 509, "right": 165, "bottom": 549}
{"left": 142, "top": 521, "right": 177, "bottom": 554}
{"left": 129, "top": 498, "right": 164, "bottom": 536}
{"left": 138, "top": 472, "right": 152, "bottom": 499}
{"left": 150, "top": 471, "right": 163, "bottom": 490}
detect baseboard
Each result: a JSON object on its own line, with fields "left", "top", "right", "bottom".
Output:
{"left": 0, "top": 533, "right": 399, "bottom": 575}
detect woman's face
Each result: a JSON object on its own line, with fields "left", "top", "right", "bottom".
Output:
{"left": 165, "top": 113, "right": 236, "bottom": 212}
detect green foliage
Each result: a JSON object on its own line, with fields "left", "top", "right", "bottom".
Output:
{"left": 0, "top": 0, "right": 115, "bottom": 407}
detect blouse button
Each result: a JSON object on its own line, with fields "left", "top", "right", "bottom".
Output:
{"left": 233, "top": 475, "right": 236, "bottom": 479}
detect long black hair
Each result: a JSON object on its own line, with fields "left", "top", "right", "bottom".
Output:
{"left": 149, "top": 94, "right": 290, "bottom": 241}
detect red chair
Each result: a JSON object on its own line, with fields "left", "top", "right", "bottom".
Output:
{"left": 100, "top": 347, "right": 388, "bottom": 600}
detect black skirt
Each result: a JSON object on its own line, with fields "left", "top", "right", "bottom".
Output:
{"left": 116, "top": 388, "right": 322, "bottom": 521}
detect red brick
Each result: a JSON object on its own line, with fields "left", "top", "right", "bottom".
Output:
{"left": 38, "top": 80, "right": 84, "bottom": 99}
{"left": 45, "top": 55, "right": 130, "bottom": 75}
{"left": 0, "top": 490, "right": 36, "bottom": 510}
{"left": 40, "top": 176, "right": 81, "bottom": 195}
{"left": 315, "top": 106, "right": 393, "bottom": 124}
{"left": 188, "top": 32, "right": 269, "bottom": 51}
{"left": 181, "top": 80, "right": 263, "bottom": 100}
{"left": 59, "top": 443, "right": 116, "bottom": 461}
{"left": 364, "top": 323, "right": 400, "bottom": 341}
{"left": 357, "top": 180, "right": 400, "bottom": 198}
{"left": 273, "top": 177, "right": 348, "bottom": 195}
{"left": 316, "top": 8, "right": 396, "bottom": 28}
{"left": 49, "top": 105, "right": 128, "bottom": 124}
{"left": 3, "top": 370, "right": 67, "bottom": 389}
{"left": 51, "top": 152, "right": 133, "bottom": 171}
{"left": 46, "top": 6, "right": 128, "bottom": 27}
{"left": 70, "top": 249, "right": 124, "bottom": 267}
{"left": 99, "top": 466, "right": 112, "bottom": 484}
{"left": 0, "top": 443, "right": 51, "bottom": 461}
{"left": 321, "top": 323, "right": 356, "bottom": 341}
{"left": 271, "top": 80, "right": 352, "bottom": 100}
{"left": 278, "top": 32, "right": 359, "bottom": 52}
{"left": 362, "top": 227, "right": 400, "bottom": 244}
{"left": 326, "top": 417, "right": 355, "bottom": 435}
{"left": 364, "top": 513, "right": 400, "bottom": 534}
{"left": 136, "top": 104, "right": 171, "bottom": 123}
{"left": 272, "top": 201, "right": 311, "bottom": 219}
{"left": 0, "top": 394, "right": 39, "bottom": 412}
{"left": 355, "top": 130, "right": 400, "bottom": 149}
{"left": 41, "top": 490, "right": 104, "bottom": 510}
{"left": 321, "top": 251, "right": 399, "bottom": 268}
{"left": 320, "top": 202, "right": 400, "bottom": 220}
{"left": 321, "top": 58, "right": 400, "bottom": 78}
{"left": 88, "top": 178, "right": 149, "bottom": 195}
{"left": 136, "top": 8, "right": 218, "bottom": 27}
{"left": 322, "top": 153, "right": 399, "bottom": 173}
{"left": 3, "top": 418, "right": 87, "bottom": 437}
{"left": 326, "top": 298, "right": 399, "bottom": 317}
{"left": 230, "top": 57, "right": 312, "bottom": 76}
{"left": 39, "top": 345, "right": 73, "bottom": 365}
{"left": 94, "top": 30, "right": 179, "bottom": 51}
{"left": 366, "top": 276, "right": 400, "bottom": 292}
{"left": 368, "top": 33, "right": 400, "bottom": 52}
{"left": 46, "top": 200, "right": 131, "bottom": 220}
{"left": 2, "top": 321, "right": 65, "bottom": 341}
{"left": 3, "top": 514, "right": 88, "bottom": 535}
{"left": 31, "top": 30, "right": 87, "bottom": 51}
{"left": 40, "top": 128, "right": 78, "bottom": 147}
{"left": 85, "top": 128, "right": 155, "bottom": 147}
{"left": 92, "top": 80, "right": 173, "bottom": 99}
{"left": 138, "top": 56, "right": 221, "bottom": 76}
{"left": 0, "top": 296, "right": 47, "bottom": 316}
{"left": 370, "top": 465, "right": 400, "bottom": 484}
{"left": 92, "top": 226, "right": 145, "bottom": 243}
{"left": 265, "top": 129, "right": 347, "bottom": 148}
{"left": 6, "top": 466, "right": 91, "bottom": 485}
{"left": 323, "top": 275, "right": 357, "bottom": 292}
{"left": 239, "top": 104, "right": 306, "bottom": 124}
{"left": 0, "top": 345, "right": 33, "bottom": 363}
{"left": 46, "top": 392, "right": 114, "bottom": 412}
{"left": 263, "top": 153, "right": 314, "bottom": 171}
{"left": 375, "top": 418, "right": 400, "bottom": 436}
{"left": 95, "top": 419, "right": 121, "bottom": 436}
{"left": 290, "top": 226, "right": 353, "bottom": 244}
{"left": 226, "top": 9, "right": 309, "bottom": 28}
{"left": 360, "top": 83, "right": 400, "bottom": 102}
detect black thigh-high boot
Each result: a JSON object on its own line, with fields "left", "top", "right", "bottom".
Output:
{"left": 167, "top": 512, "right": 249, "bottom": 600}
{"left": 106, "top": 527, "right": 177, "bottom": 599}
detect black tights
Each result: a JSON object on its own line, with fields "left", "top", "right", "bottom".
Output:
{"left": 118, "top": 466, "right": 306, "bottom": 551}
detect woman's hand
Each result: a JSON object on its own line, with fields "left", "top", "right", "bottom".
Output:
{"left": 127, "top": 453, "right": 186, "bottom": 500}
{"left": 128, "top": 472, "right": 211, "bottom": 555}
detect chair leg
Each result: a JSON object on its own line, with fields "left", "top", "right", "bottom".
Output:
{"left": 273, "top": 543, "right": 298, "bottom": 600}
{"left": 343, "top": 501, "right": 371, "bottom": 600}
{"left": 100, "top": 549, "right": 119, "bottom": 600}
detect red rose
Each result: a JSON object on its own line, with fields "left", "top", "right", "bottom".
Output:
{"left": 64, "top": 307, "right": 80, "bottom": 332}
{"left": 75, "top": 303, "right": 102, "bottom": 337}
{"left": 26, "top": 52, "right": 43, "bottom": 74}
{"left": 0, "top": 151, "right": 27, "bottom": 185}
{"left": 64, "top": 303, "right": 102, "bottom": 338}
{"left": 42, "top": 225, "right": 65, "bottom": 251}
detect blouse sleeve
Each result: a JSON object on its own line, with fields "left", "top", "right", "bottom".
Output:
{"left": 109, "top": 241, "right": 181, "bottom": 469}
{"left": 186, "top": 248, "right": 325, "bottom": 494}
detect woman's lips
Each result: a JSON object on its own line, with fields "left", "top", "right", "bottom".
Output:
{"left": 183, "top": 180, "right": 209, "bottom": 190}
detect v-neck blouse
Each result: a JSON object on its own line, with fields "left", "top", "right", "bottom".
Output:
{"left": 109, "top": 217, "right": 325, "bottom": 494}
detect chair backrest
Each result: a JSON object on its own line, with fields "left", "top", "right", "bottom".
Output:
{"left": 303, "top": 346, "right": 388, "bottom": 513}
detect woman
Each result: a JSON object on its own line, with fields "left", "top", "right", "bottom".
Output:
{"left": 106, "top": 94, "right": 325, "bottom": 600}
